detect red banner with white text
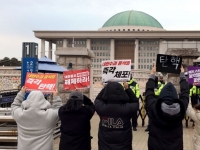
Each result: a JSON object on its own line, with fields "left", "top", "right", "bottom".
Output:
{"left": 25, "top": 73, "right": 57, "bottom": 92}
{"left": 63, "top": 69, "right": 90, "bottom": 90}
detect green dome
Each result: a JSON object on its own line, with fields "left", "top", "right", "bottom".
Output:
{"left": 102, "top": 10, "right": 163, "bottom": 29}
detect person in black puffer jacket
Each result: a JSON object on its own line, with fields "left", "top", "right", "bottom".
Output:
{"left": 58, "top": 91, "right": 95, "bottom": 150}
{"left": 145, "top": 66, "right": 189, "bottom": 150}
{"left": 95, "top": 81, "right": 138, "bottom": 150}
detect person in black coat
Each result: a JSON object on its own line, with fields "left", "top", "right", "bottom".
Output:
{"left": 95, "top": 81, "right": 138, "bottom": 150}
{"left": 145, "top": 76, "right": 158, "bottom": 132}
{"left": 145, "top": 66, "right": 189, "bottom": 150}
{"left": 58, "top": 91, "right": 95, "bottom": 150}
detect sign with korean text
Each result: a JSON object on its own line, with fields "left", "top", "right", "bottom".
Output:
{"left": 188, "top": 66, "right": 200, "bottom": 86}
{"left": 63, "top": 69, "right": 90, "bottom": 90}
{"left": 24, "top": 73, "right": 57, "bottom": 92}
{"left": 21, "top": 57, "right": 38, "bottom": 86}
{"left": 156, "top": 54, "right": 182, "bottom": 74}
{"left": 102, "top": 59, "right": 131, "bottom": 82}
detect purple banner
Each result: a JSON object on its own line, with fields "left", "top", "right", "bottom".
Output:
{"left": 188, "top": 66, "right": 200, "bottom": 86}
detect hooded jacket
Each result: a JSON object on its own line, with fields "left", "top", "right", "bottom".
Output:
{"left": 145, "top": 73, "right": 189, "bottom": 150}
{"left": 11, "top": 91, "right": 62, "bottom": 150}
{"left": 58, "top": 94, "right": 95, "bottom": 150}
{"left": 95, "top": 82, "right": 138, "bottom": 150}
{"left": 187, "top": 104, "right": 200, "bottom": 150}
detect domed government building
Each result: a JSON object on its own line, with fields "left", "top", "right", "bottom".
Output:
{"left": 34, "top": 10, "right": 200, "bottom": 70}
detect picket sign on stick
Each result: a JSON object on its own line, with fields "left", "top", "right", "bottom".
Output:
{"left": 63, "top": 69, "right": 90, "bottom": 90}
{"left": 101, "top": 59, "right": 131, "bottom": 83}
{"left": 24, "top": 72, "right": 57, "bottom": 93}
{"left": 188, "top": 66, "right": 200, "bottom": 86}
{"left": 156, "top": 54, "right": 182, "bottom": 74}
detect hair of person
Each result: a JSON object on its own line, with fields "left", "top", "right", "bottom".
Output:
{"left": 194, "top": 103, "right": 200, "bottom": 111}
{"left": 65, "top": 99, "right": 83, "bottom": 110}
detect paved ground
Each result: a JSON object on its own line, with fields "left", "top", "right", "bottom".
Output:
{"left": 54, "top": 114, "right": 194, "bottom": 150}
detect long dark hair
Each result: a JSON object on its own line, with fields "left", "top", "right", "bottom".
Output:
{"left": 194, "top": 103, "right": 200, "bottom": 111}
{"left": 65, "top": 99, "right": 83, "bottom": 110}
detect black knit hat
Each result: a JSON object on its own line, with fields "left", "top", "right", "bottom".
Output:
{"left": 159, "top": 82, "right": 178, "bottom": 105}
{"left": 69, "top": 91, "right": 83, "bottom": 100}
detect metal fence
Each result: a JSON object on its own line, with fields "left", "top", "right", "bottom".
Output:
{"left": 0, "top": 89, "right": 19, "bottom": 108}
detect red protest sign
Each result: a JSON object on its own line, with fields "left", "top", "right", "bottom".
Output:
{"left": 25, "top": 73, "right": 57, "bottom": 92}
{"left": 63, "top": 69, "right": 90, "bottom": 90}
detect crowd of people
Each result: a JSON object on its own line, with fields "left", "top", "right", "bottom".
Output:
{"left": 11, "top": 66, "right": 200, "bottom": 150}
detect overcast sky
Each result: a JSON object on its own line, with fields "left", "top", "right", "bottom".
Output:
{"left": 1, "top": 0, "right": 200, "bottom": 60}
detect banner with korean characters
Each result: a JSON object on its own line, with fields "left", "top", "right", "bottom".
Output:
{"left": 24, "top": 73, "right": 57, "bottom": 92}
{"left": 156, "top": 54, "right": 182, "bottom": 74}
{"left": 63, "top": 69, "right": 90, "bottom": 90}
{"left": 101, "top": 59, "right": 131, "bottom": 83}
{"left": 188, "top": 66, "right": 200, "bottom": 86}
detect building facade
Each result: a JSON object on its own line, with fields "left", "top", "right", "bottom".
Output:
{"left": 34, "top": 10, "right": 200, "bottom": 72}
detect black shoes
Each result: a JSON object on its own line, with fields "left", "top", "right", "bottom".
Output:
{"left": 133, "top": 127, "right": 137, "bottom": 131}
{"left": 145, "top": 128, "right": 149, "bottom": 132}
{"left": 145, "top": 125, "right": 150, "bottom": 132}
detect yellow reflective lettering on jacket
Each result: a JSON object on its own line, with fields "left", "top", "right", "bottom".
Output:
{"left": 190, "top": 85, "right": 200, "bottom": 96}
{"left": 122, "top": 78, "right": 141, "bottom": 98}
{"left": 129, "top": 84, "right": 140, "bottom": 98}
{"left": 155, "top": 83, "right": 166, "bottom": 96}
{"left": 128, "top": 78, "right": 140, "bottom": 98}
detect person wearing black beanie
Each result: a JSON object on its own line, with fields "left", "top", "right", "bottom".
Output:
{"left": 145, "top": 66, "right": 189, "bottom": 150}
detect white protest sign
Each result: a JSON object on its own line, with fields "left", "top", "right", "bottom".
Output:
{"left": 101, "top": 59, "right": 131, "bottom": 82}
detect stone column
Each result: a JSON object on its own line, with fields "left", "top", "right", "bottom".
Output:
{"left": 87, "top": 39, "right": 93, "bottom": 100}
{"left": 159, "top": 39, "right": 163, "bottom": 54}
{"left": 55, "top": 45, "right": 95, "bottom": 101}
{"left": 63, "top": 39, "right": 67, "bottom": 48}
{"left": 89, "top": 67, "right": 93, "bottom": 101}
{"left": 110, "top": 39, "right": 115, "bottom": 60}
{"left": 134, "top": 39, "right": 139, "bottom": 69}
{"left": 48, "top": 41, "right": 52, "bottom": 59}
{"left": 183, "top": 39, "right": 188, "bottom": 49}
{"left": 87, "top": 39, "right": 91, "bottom": 49}
{"left": 41, "top": 39, "right": 45, "bottom": 58}
{"left": 55, "top": 43, "right": 58, "bottom": 62}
